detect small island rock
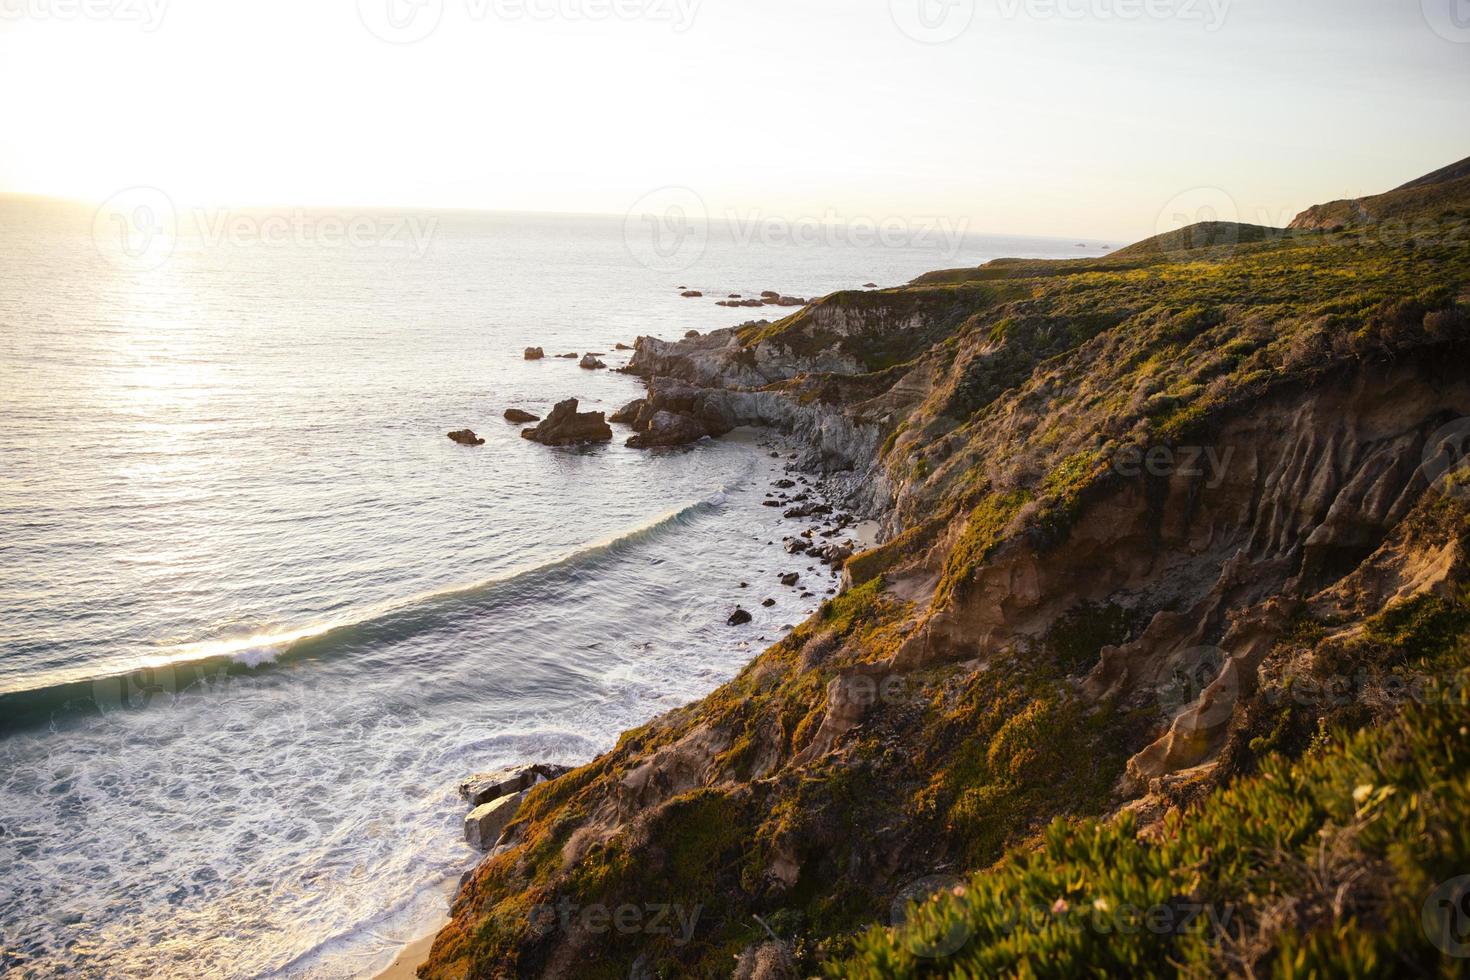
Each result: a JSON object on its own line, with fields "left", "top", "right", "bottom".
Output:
{"left": 447, "top": 429, "right": 484, "bottom": 446}
{"left": 521, "top": 398, "right": 613, "bottom": 445}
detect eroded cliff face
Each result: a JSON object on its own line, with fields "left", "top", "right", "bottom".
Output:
{"left": 421, "top": 164, "right": 1470, "bottom": 979}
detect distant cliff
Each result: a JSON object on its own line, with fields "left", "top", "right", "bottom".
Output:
{"left": 422, "top": 157, "right": 1470, "bottom": 978}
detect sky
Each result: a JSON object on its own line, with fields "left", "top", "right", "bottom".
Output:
{"left": 1, "top": 0, "right": 1467, "bottom": 241}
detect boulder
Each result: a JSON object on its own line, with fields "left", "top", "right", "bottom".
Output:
{"left": 609, "top": 398, "right": 646, "bottom": 424}
{"left": 785, "top": 539, "right": 810, "bottom": 554}
{"left": 615, "top": 342, "right": 632, "bottom": 350}
{"left": 814, "top": 542, "right": 854, "bottom": 569}
{"left": 863, "top": 282, "right": 878, "bottom": 288}
{"left": 459, "top": 762, "right": 571, "bottom": 807}
{"left": 761, "top": 598, "right": 775, "bottom": 607}
{"left": 684, "top": 330, "right": 700, "bottom": 338}
{"left": 557, "top": 352, "right": 578, "bottom": 358}
{"left": 503, "top": 408, "right": 540, "bottom": 423}
{"left": 680, "top": 290, "right": 703, "bottom": 298}
{"left": 727, "top": 607, "right": 752, "bottom": 626}
{"left": 524, "top": 347, "right": 545, "bottom": 360}
{"left": 521, "top": 399, "right": 613, "bottom": 445}
{"left": 780, "top": 572, "right": 800, "bottom": 586}
{"left": 760, "top": 290, "right": 780, "bottom": 299}
{"left": 579, "top": 354, "right": 607, "bottom": 370}
{"left": 447, "top": 429, "right": 484, "bottom": 446}
{"left": 626, "top": 410, "right": 709, "bottom": 448}
{"left": 465, "top": 791, "right": 525, "bottom": 850}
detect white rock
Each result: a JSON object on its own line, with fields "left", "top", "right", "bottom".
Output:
{"left": 465, "top": 791, "right": 526, "bottom": 850}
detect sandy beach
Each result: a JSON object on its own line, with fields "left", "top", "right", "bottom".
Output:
{"left": 373, "top": 932, "right": 436, "bottom": 980}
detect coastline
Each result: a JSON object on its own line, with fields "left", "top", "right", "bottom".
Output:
{"left": 372, "top": 931, "right": 438, "bottom": 980}
{"left": 369, "top": 416, "right": 881, "bottom": 978}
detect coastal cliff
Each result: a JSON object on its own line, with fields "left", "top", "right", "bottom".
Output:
{"left": 421, "top": 158, "right": 1470, "bottom": 978}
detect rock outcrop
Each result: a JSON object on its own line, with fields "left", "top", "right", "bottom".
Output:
{"left": 579, "top": 353, "right": 606, "bottom": 370}
{"left": 523, "top": 347, "right": 544, "bottom": 360}
{"left": 460, "top": 764, "right": 572, "bottom": 850}
{"left": 619, "top": 377, "right": 738, "bottom": 449}
{"left": 459, "top": 763, "right": 570, "bottom": 807}
{"left": 446, "top": 429, "right": 483, "bottom": 446}
{"left": 464, "top": 792, "right": 525, "bottom": 850}
{"left": 502, "top": 408, "right": 539, "bottom": 423}
{"left": 625, "top": 410, "right": 709, "bottom": 448}
{"left": 519, "top": 399, "right": 612, "bottom": 445}
{"left": 608, "top": 398, "right": 645, "bottom": 424}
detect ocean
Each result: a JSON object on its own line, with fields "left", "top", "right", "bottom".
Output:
{"left": 0, "top": 195, "right": 1107, "bottom": 978}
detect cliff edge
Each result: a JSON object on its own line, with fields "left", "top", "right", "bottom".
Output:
{"left": 421, "top": 157, "right": 1470, "bottom": 978}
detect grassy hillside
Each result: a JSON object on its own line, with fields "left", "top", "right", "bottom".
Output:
{"left": 420, "top": 158, "right": 1470, "bottom": 979}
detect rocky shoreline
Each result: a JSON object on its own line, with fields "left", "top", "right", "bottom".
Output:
{"left": 405, "top": 156, "right": 1470, "bottom": 979}
{"left": 420, "top": 325, "right": 893, "bottom": 963}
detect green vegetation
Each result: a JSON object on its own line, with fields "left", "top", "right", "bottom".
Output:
{"left": 934, "top": 489, "right": 1030, "bottom": 606}
{"left": 423, "top": 161, "right": 1470, "bottom": 980}
{"left": 840, "top": 620, "right": 1470, "bottom": 980}
{"left": 840, "top": 591, "right": 1470, "bottom": 978}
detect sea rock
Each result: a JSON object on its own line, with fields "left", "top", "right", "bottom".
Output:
{"left": 521, "top": 399, "right": 613, "bottom": 445}
{"left": 579, "top": 354, "right": 607, "bottom": 370}
{"left": 779, "top": 572, "right": 800, "bottom": 586}
{"left": 615, "top": 342, "right": 632, "bottom": 350}
{"left": 503, "top": 408, "right": 540, "bottom": 423}
{"left": 685, "top": 330, "right": 700, "bottom": 338}
{"left": 557, "top": 352, "right": 578, "bottom": 358}
{"left": 727, "top": 607, "right": 752, "bottom": 626}
{"left": 609, "top": 398, "right": 646, "bottom": 424}
{"left": 785, "top": 539, "right": 810, "bottom": 554}
{"left": 460, "top": 762, "right": 571, "bottom": 807}
{"left": 447, "top": 429, "right": 484, "bottom": 446}
{"left": 626, "top": 410, "right": 708, "bottom": 448}
{"left": 760, "top": 290, "right": 779, "bottom": 299}
{"left": 465, "top": 791, "right": 526, "bottom": 850}
{"left": 815, "top": 542, "right": 854, "bottom": 569}
{"left": 761, "top": 598, "right": 775, "bottom": 607}
{"left": 862, "top": 282, "right": 878, "bottom": 288}
{"left": 680, "top": 290, "right": 703, "bottom": 298}
{"left": 620, "top": 376, "right": 738, "bottom": 449}
{"left": 524, "top": 347, "right": 545, "bottom": 360}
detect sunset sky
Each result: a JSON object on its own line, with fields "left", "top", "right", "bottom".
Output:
{"left": 3, "top": 0, "right": 1467, "bottom": 240}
